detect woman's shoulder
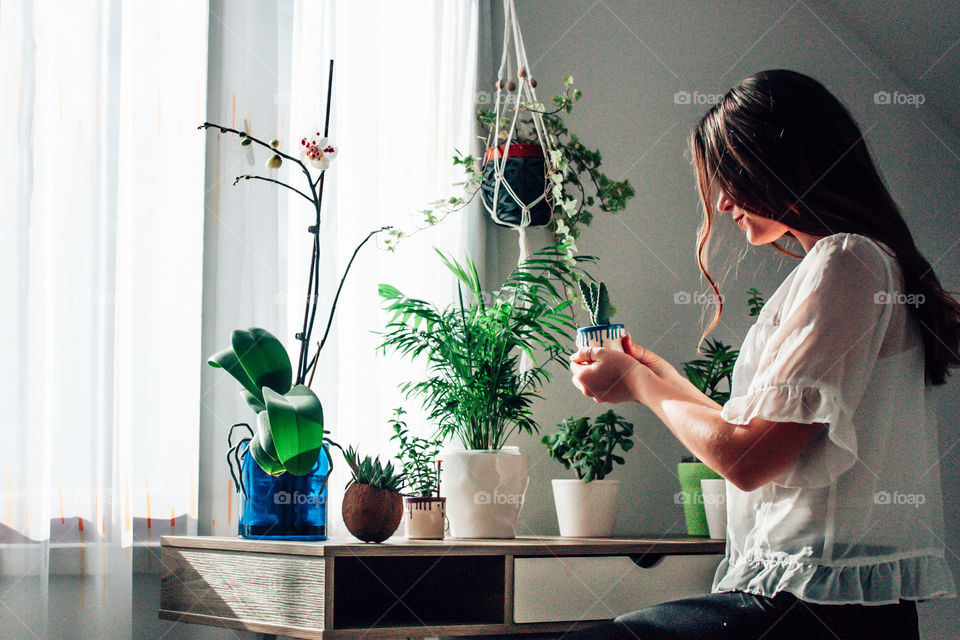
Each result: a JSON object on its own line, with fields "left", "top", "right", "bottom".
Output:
{"left": 800, "top": 232, "right": 897, "bottom": 285}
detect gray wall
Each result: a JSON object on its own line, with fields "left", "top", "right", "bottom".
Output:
{"left": 483, "top": 2, "right": 960, "bottom": 638}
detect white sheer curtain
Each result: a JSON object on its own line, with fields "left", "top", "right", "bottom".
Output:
{"left": 284, "top": 0, "right": 483, "bottom": 537}
{"left": 0, "top": 0, "right": 207, "bottom": 638}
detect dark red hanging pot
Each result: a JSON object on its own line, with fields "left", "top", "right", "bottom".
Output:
{"left": 481, "top": 143, "right": 553, "bottom": 228}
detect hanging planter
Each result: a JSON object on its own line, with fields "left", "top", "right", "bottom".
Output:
{"left": 481, "top": 143, "right": 553, "bottom": 229}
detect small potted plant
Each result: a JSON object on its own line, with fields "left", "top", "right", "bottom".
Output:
{"left": 677, "top": 288, "right": 764, "bottom": 535}
{"left": 340, "top": 446, "right": 404, "bottom": 543}
{"left": 379, "top": 245, "right": 590, "bottom": 538}
{"left": 576, "top": 280, "right": 625, "bottom": 351}
{"left": 542, "top": 410, "right": 634, "bottom": 537}
{"left": 390, "top": 409, "right": 447, "bottom": 540}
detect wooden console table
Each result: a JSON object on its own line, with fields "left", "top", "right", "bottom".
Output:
{"left": 160, "top": 535, "right": 725, "bottom": 639}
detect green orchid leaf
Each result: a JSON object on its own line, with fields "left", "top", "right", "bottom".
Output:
{"left": 256, "top": 410, "right": 279, "bottom": 461}
{"left": 243, "top": 389, "right": 267, "bottom": 414}
{"left": 208, "top": 347, "right": 261, "bottom": 402}
{"left": 232, "top": 328, "right": 293, "bottom": 399}
{"left": 248, "top": 433, "right": 286, "bottom": 476}
{"left": 263, "top": 385, "right": 325, "bottom": 476}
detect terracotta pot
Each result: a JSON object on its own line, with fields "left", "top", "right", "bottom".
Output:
{"left": 341, "top": 483, "right": 403, "bottom": 543}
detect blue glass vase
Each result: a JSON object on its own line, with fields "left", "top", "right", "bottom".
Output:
{"left": 238, "top": 443, "right": 330, "bottom": 540}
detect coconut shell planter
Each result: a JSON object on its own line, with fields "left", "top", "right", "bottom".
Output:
{"left": 341, "top": 483, "right": 403, "bottom": 543}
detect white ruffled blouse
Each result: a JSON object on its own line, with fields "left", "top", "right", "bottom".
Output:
{"left": 712, "top": 232, "right": 957, "bottom": 605}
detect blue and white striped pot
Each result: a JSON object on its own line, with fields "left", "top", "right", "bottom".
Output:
{"left": 576, "top": 324, "right": 626, "bottom": 351}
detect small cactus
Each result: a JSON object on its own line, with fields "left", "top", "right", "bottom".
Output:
{"left": 579, "top": 279, "right": 612, "bottom": 326}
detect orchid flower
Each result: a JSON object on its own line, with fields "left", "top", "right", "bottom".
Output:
{"left": 300, "top": 132, "right": 337, "bottom": 170}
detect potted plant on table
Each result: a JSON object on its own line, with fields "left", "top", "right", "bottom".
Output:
{"left": 576, "top": 279, "right": 625, "bottom": 351}
{"left": 677, "top": 288, "right": 765, "bottom": 536}
{"left": 390, "top": 408, "right": 447, "bottom": 540}
{"left": 201, "top": 63, "right": 391, "bottom": 539}
{"left": 378, "top": 245, "right": 590, "bottom": 538}
{"left": 340, "top": 446, "right": 405, "bottom": 543}
{"left": 542, "top": 410, "right": 634, "bottom": 537}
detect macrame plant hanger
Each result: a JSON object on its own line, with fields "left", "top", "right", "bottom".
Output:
{"left": 483, "top": 0, "right": 558, "bottom": 265}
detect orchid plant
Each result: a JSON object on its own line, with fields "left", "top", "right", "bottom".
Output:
{"left": 202, "top": 62, "right": 389, "bottom": 480}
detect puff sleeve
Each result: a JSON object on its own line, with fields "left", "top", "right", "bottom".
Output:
{"left": 720, "top": 235, "right": 897, "bottom": 487}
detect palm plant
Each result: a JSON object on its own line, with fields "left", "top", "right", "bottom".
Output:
{"left": 378, "top": 245, "right": 592, "bottom": 450}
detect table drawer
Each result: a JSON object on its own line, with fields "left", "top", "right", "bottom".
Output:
{"left": 513, "top": 554, "right": 722, "bottom": 623}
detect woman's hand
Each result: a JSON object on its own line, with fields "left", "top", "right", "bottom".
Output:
{"left": 571, "top": 335, "right": 720, "bottom": 408}
{"left": 570, "top": 343, "right": 647, "bottom": 403}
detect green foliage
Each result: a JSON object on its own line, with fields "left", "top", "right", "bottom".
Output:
{"left": 379, "top": 245, "right": 594, "bottom": 450}
{"left": 390, "top": 408, "right": 443, "bottom": 498}
{"left": 342, "top": 446, "right": 404, "bottom": 492}
{"left": 747, "top": 287, "right": 765, "bottom": 317}
{"left": 578, "top": 279, "right": 613, "bottom": 326}
{"left": 210, "top": 327, "right": 333, "bottom": 477}
{"left": 681, "top": 288, "right": 766, "bottom": 406}
{"left": 681, "top": 338, "right": 739, "bottom": 405}
{"left": 541, "top": 411, "right": 635, "bottom": 482}
{"left": 390, "top": 76, "right": 635, "bottom": 252}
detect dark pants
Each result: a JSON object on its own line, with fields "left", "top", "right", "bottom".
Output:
{"left": 555, "top": 590, "right": 919, "bottom": 640}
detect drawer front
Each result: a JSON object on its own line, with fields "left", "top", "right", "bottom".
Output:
{"left": 513, "top": 554, "right": 723, "bottom": 623}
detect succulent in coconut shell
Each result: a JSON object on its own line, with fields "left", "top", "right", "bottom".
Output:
{"left": 340, "top": 446, "right": 404, "bottom": 543}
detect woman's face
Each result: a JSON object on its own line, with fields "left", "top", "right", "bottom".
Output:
{"left": 716, "top": 189, "right": 791, "bottom": 246}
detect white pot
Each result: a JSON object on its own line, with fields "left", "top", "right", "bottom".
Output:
{"left": 552, "top": 479, "right": 619, "bottom": 537}
{"left": 439, "top": 447, "right": 529, "bottom": 539}
{"left": 403, "top": 497, "right": 448, "bottom": 540}
{"left": 576, "top": 324, "right": 626, "bottom": 351}
{"left": 700, "top": 478, "right": 727, "bottom": 540}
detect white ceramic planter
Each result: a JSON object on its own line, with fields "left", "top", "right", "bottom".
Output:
{"left": 439, "top": 447, "right": 529, "bottom": 539}
{"left": 552, "top": 479, "right": 619, "bottom": 537}
{"left": 576, "top": 324, "right": 626, "bottom": 351}
{"left": 403, "top": 496, "right": 447, "bottom": 540}
{"left": 700, "top": 478, "right": 727, "bottom": 540}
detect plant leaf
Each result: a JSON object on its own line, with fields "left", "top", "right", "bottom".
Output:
{"left": 263, "top": 385, "right": 325, "bottom": 475}
{"left": 231, "top": 328, "right": 293, "bottom": 399}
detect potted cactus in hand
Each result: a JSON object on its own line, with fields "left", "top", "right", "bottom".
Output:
{"left": 390, "top": 409, "right": 447, "bottom": 539}
{"left": 542, "top": 410, "right": 634, "bottom": 537}
{"left": 340, "top": 446, "right": 405, "bottom": 543}
{"left": 576, "top": 280, "right": 625, "bottom": 351}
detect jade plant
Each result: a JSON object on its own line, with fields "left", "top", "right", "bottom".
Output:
{"left": 390, "top": 408, "right": 443, "bottom": 498}
{"left": 542, "top": 410, "right": 635, "bottom": 483}
{"left": 579, "top": 280, "right": 612, "bottom": 326}
{"left": 342, "top": 446, "right": 405, "bottom": 493}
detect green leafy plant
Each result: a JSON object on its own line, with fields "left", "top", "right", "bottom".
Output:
{"left": 747, "top": 287, "right": 765, "bottom": 317}
{"left": 541, "top": 411, "right": 635, "bottom": 482}
{"left": 383, "top": 76, "right": 635, "bottom": 252}
{"left": 342, "top": 446, "right": 404, "bottom": 492}
{"left": 379, "top": 245, "right": 593, "bottom": 450}
{"left": 579, "top": 279, "right": 613, "bottom": 326}
{"left": 390, "top": 408, "right": 443, "bottom": 498}
{"left": 681, "top": 338, "right": 739, "bottom": 406}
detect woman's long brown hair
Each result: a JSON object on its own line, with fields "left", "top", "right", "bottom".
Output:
{"left": 691, "top": 69, "right": 960, "bottom": 385}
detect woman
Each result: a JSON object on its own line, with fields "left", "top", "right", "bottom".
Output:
{"left": 567, "top": 69, "right": 959, "bottom": 640}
